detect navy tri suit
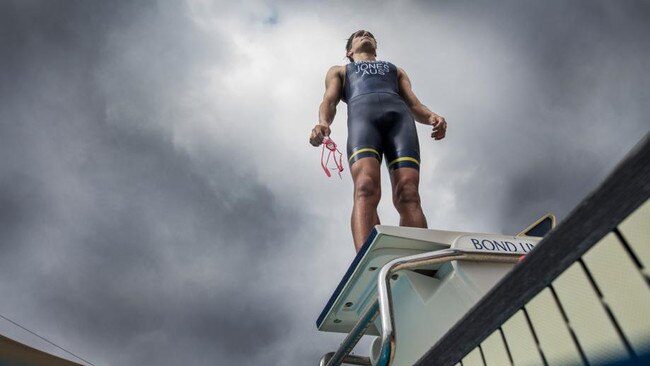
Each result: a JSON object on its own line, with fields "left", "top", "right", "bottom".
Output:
{"left": 342, "top": 60, "right": 420, "bottom": 171}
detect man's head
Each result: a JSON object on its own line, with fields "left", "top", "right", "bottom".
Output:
{"left": 346, "top": 30, "right": 377, "bottom": 63}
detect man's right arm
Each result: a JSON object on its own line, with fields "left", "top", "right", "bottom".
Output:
{"left": 310, "top": 66, "right": 343, "bottom": 146}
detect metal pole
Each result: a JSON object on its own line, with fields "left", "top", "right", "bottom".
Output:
{"left": 323, "top": 300, "right": 378, "bottom": 366}
{"left": 321, "top": 249, "right": 521, "bottom": 366}
{"left": 375, "top": 249, "right": 520, "bottom": 366}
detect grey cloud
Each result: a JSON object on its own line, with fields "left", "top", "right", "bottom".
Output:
{"left": 412, "top": 0, "right": 650, "bottom": 233}
{"left": 1, "top": 1, "right": 302, "bottom": 365}
{"left": 1, "top": 1, "right": 649, "bottom": 365}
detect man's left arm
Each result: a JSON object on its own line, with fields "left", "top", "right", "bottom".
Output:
{"left": 397, "top": 67, "right": 447, "bottom": 140}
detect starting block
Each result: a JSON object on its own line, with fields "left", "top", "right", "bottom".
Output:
{"left": 317, "top": 221, "right": 549, "bottom": 366}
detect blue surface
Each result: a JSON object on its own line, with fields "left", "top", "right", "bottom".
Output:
{"left": 598, "top": 353, "right": 650, "bottom": 366}
{"left": 316, "top": 228, "right": 379, "bottom": 328}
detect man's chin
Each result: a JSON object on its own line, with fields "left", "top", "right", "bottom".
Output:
{"left": 358, "top": 44, "right": 377, "bottom": 54}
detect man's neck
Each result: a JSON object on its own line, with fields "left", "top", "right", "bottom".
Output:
{"left": 352, "top": 52, "right": 376, "bottom": 62}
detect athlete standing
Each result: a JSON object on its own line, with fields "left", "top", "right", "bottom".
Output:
{"left": 309, "top": 30, "right": 447, "bottom": 252}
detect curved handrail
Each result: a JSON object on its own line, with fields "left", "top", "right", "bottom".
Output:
{"left": 319, "top": 352, "right": 371, "bottom": 366}
{"left": 375, "top": 249, "right": 520, "bottom": 366}
{"left": 322, "top": 248, "right": 521, "bottom": 366}
{"left": 321, "top": 300, "right": 378, "bottom": 366}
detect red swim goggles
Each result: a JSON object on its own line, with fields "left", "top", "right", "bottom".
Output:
{"left": 320, "top": 137, "right": 344, "bottom": 178}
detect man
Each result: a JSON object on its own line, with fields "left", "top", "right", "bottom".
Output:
{"left": 309, "top": 30, "right": 447, "bottom": 252}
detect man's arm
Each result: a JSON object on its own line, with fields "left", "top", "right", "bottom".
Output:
{"left": 397, "top": 67, "right": 447, "bottom": 140}
{"left": 310, "top": 66, "right": 343, "bottom": 146}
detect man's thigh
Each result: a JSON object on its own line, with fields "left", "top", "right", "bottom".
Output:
{"left": 389, "top": 167, "right": 421, "bottom": 192}
{"left": 351, "top": 157, "right": 382, "bottom": 187}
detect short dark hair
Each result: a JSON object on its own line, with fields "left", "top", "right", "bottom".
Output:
{"left": 346, "top": 30, "right": 376, "bottom": 63}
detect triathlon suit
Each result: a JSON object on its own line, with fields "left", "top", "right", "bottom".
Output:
{"left": 342, "top": 60, "right": 420, "bottom": 171}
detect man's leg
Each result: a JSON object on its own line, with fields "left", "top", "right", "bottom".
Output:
{"left": 350, "top": 158, "right": 382, "bottom": 251}
{"left": 390, "top": 167, "right": 427, "bottom": 228}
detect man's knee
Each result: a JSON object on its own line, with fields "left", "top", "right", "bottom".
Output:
{"left": 354, "top": 175, "right": 381, "bottom": 203}
{"left": 393, "top": 179, "right": 421, "bottom": 209}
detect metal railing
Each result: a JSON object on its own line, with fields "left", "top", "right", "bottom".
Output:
{"left": 319, "top": 352, "right": 372, "bottom": 366}
{"left": 320, "top": 249, "right": 522, "bottom": 366}
{"left": 414, "top": 133, "right": 650, "bottom": 366}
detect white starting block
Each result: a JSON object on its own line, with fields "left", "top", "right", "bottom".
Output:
{"left": 317, "top": 216, "right": 553, "bottom": 366}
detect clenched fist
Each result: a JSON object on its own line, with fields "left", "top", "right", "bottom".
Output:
{"left": 309, "top": 124, "right": 331, "bottom": 146}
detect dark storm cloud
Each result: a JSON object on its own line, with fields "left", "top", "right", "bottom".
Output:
{"left": 415, "top": 0, "right": 650, "bottom": 234}
{"left": 495, "top": 0, "right": 650, "bottom": 233}
{"left": 2, "top": 1, "right": 650, "bottom": 365}
{"left": 0, "top": 1, "right": 300, "bottom": 365}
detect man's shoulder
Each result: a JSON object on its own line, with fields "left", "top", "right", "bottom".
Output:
{"left": 326, "top": 65, "right": 346, "bottom": 79}
{"left": 327, "top": 65, "right": 346, "bottom": 73}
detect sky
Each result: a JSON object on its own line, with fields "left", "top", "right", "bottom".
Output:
{"left": 0, "top": 0, "right": 649, "bottom": 365}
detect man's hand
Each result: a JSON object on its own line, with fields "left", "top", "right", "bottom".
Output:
{"left": 309, "top": 124, "right": 331, "bottom": 146}
{"left": 429, "top": 114, "right": 447, "bottom": 140}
